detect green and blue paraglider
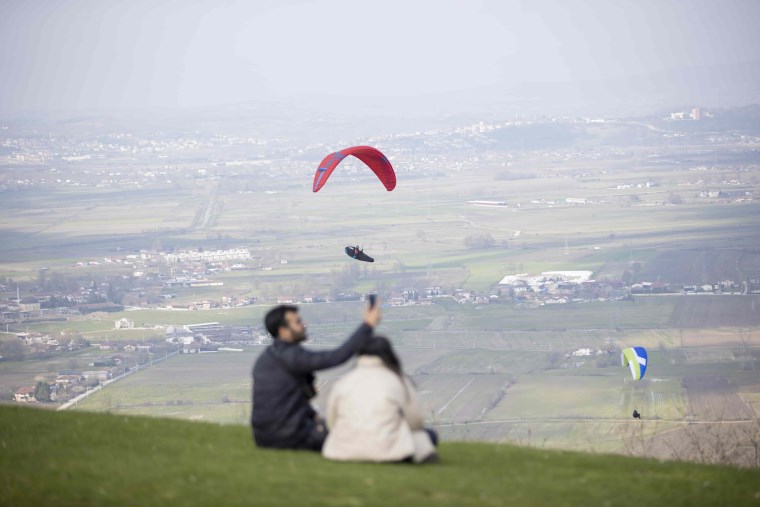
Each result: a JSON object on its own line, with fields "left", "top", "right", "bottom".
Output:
{"left": 621, "top": 346, "right": 648, "bottom": 381}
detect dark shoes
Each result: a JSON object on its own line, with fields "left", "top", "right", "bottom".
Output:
{"left": 420, "top": 452, "right": 440, "bottom": 464}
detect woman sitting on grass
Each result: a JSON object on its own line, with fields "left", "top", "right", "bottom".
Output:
{"left": 322, "top": 336, "right": 439, "bottom": 464}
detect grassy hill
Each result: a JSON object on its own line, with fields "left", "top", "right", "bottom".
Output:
{"left": 1, "top": 406, "right": 758, "bottom": 506}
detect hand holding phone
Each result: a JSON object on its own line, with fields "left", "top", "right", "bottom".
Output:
{"left": 364, "top": 294, "right": 381, "bottom": 327}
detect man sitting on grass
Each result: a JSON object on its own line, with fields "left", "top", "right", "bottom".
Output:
{"left": 251, "top": 302, "right": 381, "bottom": 451}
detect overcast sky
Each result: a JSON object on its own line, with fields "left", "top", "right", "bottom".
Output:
{"left": 1, "top": 0, "right": 758, "bottom": 114}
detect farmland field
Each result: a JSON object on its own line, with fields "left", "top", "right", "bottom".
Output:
{"left": 71, "top": 349, "right": 261, "bottom": 425}
{"left": 485, "top": 374, "right": 624, "bottom": 420}
{"left": 683, "top": 376, "right": 757, "bottom": 421}
{"left": 669, "top": 296, "right": 760, "bottom": 328}
{"left": 636, "top": 249, "right": 760, "bottom": 286}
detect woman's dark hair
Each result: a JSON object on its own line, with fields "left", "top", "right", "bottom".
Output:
{"left": 359, "top": 336, "right": 403, "bottom": 378}
{"left": 264, "top": 305, "right": 298, "bottom": 338}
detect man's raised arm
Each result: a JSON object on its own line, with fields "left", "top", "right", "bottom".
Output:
{"left": 283, "top": 302, "right": 381, "bottom": 373}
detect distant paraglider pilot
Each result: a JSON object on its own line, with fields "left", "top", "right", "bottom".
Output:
{"left": 345, "top": 246, "right": 374, "bottom": 263}
{"left": 632, "top": 409, "right": 641, "bottom": 419}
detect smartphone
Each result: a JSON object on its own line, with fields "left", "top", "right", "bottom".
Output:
{"left": 368, "top": 294, "right": 377, "bottom": 308}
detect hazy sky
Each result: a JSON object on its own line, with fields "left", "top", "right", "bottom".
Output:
{"left": 1, "top": 0, "right": 758, "bottom": 114}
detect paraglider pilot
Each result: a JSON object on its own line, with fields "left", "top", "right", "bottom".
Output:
{"left": 345, "top": 246, "right": 374, "bottom": 263}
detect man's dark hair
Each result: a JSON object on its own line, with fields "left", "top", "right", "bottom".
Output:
{"left": 265, "top": 305, "right": 299, "bottom": 338}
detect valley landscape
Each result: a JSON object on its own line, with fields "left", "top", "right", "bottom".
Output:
{"left": 2, "top": 106, "right": 759, "bottom": 466}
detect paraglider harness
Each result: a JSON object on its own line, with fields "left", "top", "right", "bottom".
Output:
{"left": 267, "top": 348, "right": 317, "bottom": 399}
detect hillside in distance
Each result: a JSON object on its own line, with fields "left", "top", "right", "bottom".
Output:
{"left": 1, "top": 405, "right": 759, "bottom": 507}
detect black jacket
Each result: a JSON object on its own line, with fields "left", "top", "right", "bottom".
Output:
{"left": 251, "top": 323, "right": 373, "bottom": 448}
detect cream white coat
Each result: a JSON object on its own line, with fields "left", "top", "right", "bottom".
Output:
{"left": 322, "top": 356, "right": 436, "bottom": 463}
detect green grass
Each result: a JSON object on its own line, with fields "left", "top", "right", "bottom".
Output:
{"left": 1, "top": 405, "right": 758, "bottom": 507}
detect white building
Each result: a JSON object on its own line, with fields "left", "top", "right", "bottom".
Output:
{"left": 164, "top": 248, "right": 252, "bottom": 264}
{"left": 115, "top": 318, "right": 134, "bottom": 329}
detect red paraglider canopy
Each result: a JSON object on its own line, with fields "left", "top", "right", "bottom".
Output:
{"left": 312, "top": 146, "right": 396, "bottom": 192}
